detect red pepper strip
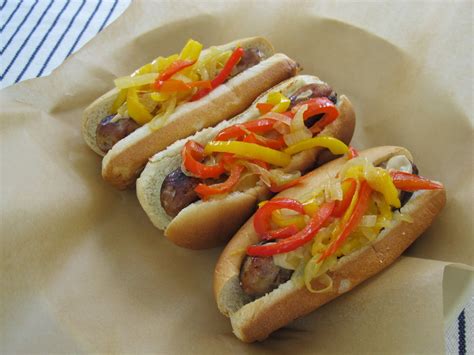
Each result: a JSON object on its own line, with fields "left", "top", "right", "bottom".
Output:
{"left": 390, "top": 171, "right": 444, "bottom": 191}
{"left": 318, "top": 181, "right": 372, "bottom": 262}
{"left": 188, "top": 80, "right": 212, "bottom": 89}
{"left": 348, "top": 146, "right": 359, "bottom": 159}
{"left": 332, "top": 178, "right": 357, "bottom": 217}
{"left": 269, "top": 176, "right": 303, "bottom": 193}
{"left": 189, "top": 87, "right": 211, "bottom": 102}
{"left": 253, "top": 198, "right": 305, "bottom": 236}
{"left": 220, "top": 153, "right": 236, "bottom": 166}
{"left": 243, "top": 132, "right": 286, "bottom": 150}
{"left": 211, "top": 47, "right": 245, "bottom": 87}
{"left": 191, "top": 47, "right": 245, "bottom": 101}
{"left": 292, "top": 97, "right": 339, "bottom": 130}
{"left": 194, "top": 164, "right": 245, "bottom": 199}
{"left": 257, "top": 102, "right": 275, "bottom": 115}
{"left": 247, "top": 201, "right": 335, "bottom": 257}
{"left": 214, "top": 119, "right": 276, "bottom": 141}
{"left": 153, "top": 60, "right": 196, "bottom": 89}
{"left": 262, "top": 225, "right": 299, "bottom": 241}
{"left": 181, "top": 140, "right": 225, "bottom": 179}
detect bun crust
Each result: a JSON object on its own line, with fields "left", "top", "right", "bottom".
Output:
{"left": 213, "top": 146, "right": 446, "bottom": 342}
{"left": 136, "top": 75, "right": 356, "bottom": 249}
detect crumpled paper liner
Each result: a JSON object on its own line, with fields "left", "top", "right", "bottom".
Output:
{"left": 1, "top": 0, "right": 472, "bottom": 353}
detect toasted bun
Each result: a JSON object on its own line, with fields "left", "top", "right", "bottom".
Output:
{"left": 213, "top": 146, "right": 446, "bottom": 342}
{"left": 136, "top": 75, "right": 356, "bottom": 249}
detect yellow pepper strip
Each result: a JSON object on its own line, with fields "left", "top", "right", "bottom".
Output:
{"left": 204, "top": 141, "right": 291, "bottom": 167}
{"left": 344, "top": 165, "right": 364, "bottom": 180}
{"left": 267, "top": 92, "right": 290, "bottom": 113}
{"left": 110, "top": 88, "right": 128, "bottom": 114}
{"left": 114, "top": 73, "right": 158, "bottom": 89}
{"left": 284, "top": 137, "right": 349, "bottom": 156}
{"left": 366, "top": 167, "right": 400, "bottom": 208}
{"left": 135, "top": 63, "right": 153, "bottom": 76}
{"left": 374, "top": 194, "right": 393, "bottom": 228}
{"left": 179, "top": 39, "right": 203, "bottom": 61}
{"left": 258, "top": 200, "right": 268, "bottom": 208}
{"left": 150, "top": 92, "right": 170, "bottom": 102}
{"left": 216, "top": 51, "right": 232, "bottom": 68}
{"left": 152, "top": 54, "right": 180, "bottom": 73}
{"left": 303, "top": 199, "right": 319, "bottom": 216}
{"left": 271, "top": 210, "right": 306, "bottom": 229}
{"left": 126, "top": 88, "right": 153, "bottom": 125}
{"left": 341, "top": 179, "right": 361, "bottom": 224}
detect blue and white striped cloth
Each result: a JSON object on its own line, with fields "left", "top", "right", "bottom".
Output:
{"left": 0, "top": 0, "right": 130, "bottom": 88}
{"left": 0, "top": 1, "right": 472, "bottom": 353}
{"left": 446, "top": 300, "right": 473, "bottom": 355}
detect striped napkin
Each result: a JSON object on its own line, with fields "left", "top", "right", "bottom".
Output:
{"left": 1, "top": 0, "right": 130, "bottom": 88}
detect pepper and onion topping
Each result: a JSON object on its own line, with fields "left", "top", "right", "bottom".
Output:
{"left": 181, "top": 91, "right": 347, "bottom": 200}
{"left": 109, "top": 40, "right": 246, "bottom": 130}
{"left": 245, "top": 150, "right": 444, "bottom": 293}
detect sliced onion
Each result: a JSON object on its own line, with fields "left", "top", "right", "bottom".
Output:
{"left": 114, "top": 73, "right": 158, "bottom": 89}
{"left": 393, "top": 211, "right": 414, "bottom": 223}
{"left": 149, "top": 95, "right": 177, "bottom": 130}
{"left": 283, "top": 104, "right": 312, "bottom": 145}
{"left": 325, "top": 180, "right": 343, "bottom": 202}
{"left": 235, "top": 172, "right": 260, "bottom": 191}
{"left": 117, "top": 104, "right": 128, "bottom": 118}
{"left": 261, "top": 112, "right": 292, "bottom": 126}
{"left": 139, "top": 92, "right": 159, "bottom": 112}
{"left": 240, "top": 161, "right": 272, "bottom": 187}
{"left": 360, "top": 215, "right": 377, "bottom": 227}
{"left": 360, "top": 227, "right": 378, "bottom": 240}
{"left": 273, "top": 245, "right": 307, "bottom": 270}
{"left": 283, "top": 129, "right": 312, "bottom": 146}
{"left": 273, "top": 121, "right": 290, "bottom": 135}
{"left": 304, "top": 254, "right": 336, "bottom": 293}
{"left": 239, "top": 161, "right": 300, "bottom": 188}
{"left": 311, "top": 273, "right": 334, "bottom": 294}
{"left": 290, "top": 104, "right": 308, "bottom": 132}
{"left": 171, "top": 73, "right": 193, "bottom": 83}
{"left": 339, "top": 156, "right": 372, "bottom": 180}
{"left": 268, "top": 168, "right": 301, "bottom": 186}
{"left": 236, "top": 124, "right": 252, "bottom": 136}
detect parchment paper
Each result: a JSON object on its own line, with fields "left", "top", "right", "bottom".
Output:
{"left": 1, "top": 1, "right": 473, "bottom": 353}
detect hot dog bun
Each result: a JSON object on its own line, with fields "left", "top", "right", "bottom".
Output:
{"left": 213, "top": 146, "right": 446, "bottom": 342}
{"left": 82, "top": 37, "right": 299, "bottom": 189}
{"left": 136, "top": 75, "right": 356, "bottom": 249}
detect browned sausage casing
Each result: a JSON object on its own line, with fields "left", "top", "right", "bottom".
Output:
{"left": 96, "top": 115, "right": 140, "bottom": 153}
{"left": 240, "top": 255, "right": 293, "bottom": 298}
{"left": 160, "top": 169, "right": 200, "bottom": 217}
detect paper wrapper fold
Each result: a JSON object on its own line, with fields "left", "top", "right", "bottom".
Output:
{"left": 1, "top": 0, "right": 472, "bottom": 353}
